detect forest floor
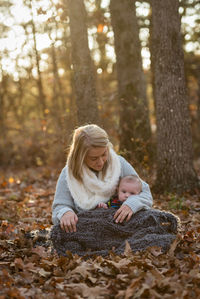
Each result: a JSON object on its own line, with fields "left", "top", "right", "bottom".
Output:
{"left": 0, "top": 166, "right": 200, "bottom": 299}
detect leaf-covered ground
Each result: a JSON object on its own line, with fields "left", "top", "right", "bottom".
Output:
{"left": 0, "top": 167, "right": 200, "bottom": 299}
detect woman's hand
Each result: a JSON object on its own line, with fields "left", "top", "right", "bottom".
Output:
{"left": 60, "top": 211, "right": 78, "bottom": 233}
{"left": 114, "top": 205, "right": 133, "bottom": 223}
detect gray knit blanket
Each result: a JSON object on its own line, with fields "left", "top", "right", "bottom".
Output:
{"left": 50, "top": 208, "right": 180, "bottom": 257}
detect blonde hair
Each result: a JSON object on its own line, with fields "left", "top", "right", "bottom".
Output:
{"left": 67, "top": 124, "right": 112, "bottom": 181}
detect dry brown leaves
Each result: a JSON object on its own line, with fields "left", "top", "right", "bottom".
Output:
{"left": 0, "top": 167, "right": 200, "bottom": 299}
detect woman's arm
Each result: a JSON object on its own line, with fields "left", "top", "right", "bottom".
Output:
{"left": 52, "top": 166, "right": 76, "bottom": 225}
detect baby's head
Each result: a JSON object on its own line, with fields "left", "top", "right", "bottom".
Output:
{"left": 117, "top": 175, "right": 142, "bottom": 202}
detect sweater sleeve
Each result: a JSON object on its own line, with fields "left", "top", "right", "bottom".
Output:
{"left": 52, "top": 166, "right": 75, "bottom": 224}
{"left": 119, "top": 156, "right": 153, "bottom": 213}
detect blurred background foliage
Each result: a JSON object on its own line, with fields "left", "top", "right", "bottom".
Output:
{"left": 0, "top": 0, "right": 199, "bottom": 171}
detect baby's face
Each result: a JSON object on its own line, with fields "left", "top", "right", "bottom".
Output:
{"left": 118, "top": 181, "right": 140, "bottom": 202}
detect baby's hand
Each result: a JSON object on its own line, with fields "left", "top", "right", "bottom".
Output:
{"left": 97, "top": 202, "right": 108, "bottom": 209}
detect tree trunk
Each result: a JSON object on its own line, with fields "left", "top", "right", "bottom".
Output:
{"left": 50, "top": 41, "right": 63, "bottom": 127}
{"left": 95, "top": 0, "right": 108, "bottom": 73}
{"left": 0, "top": 71, "right": 6, "bottom": 139}
{"left": 151, "top": 0, "right": 199, "bottom": 193}
{"left": 67, "top": 0, "right": 100, "bottom": 125}
{"left": 28, "top": 0, "right": 46, "bottom": 117}
{"left": 149, "top": 10, "right": 156, "bottom": 112}
{"left": 195, "top": 63, "right": 200, "bottom": 157}
{"left": 110, "top": 0, "right": 151, "bottom": 163}
{"left": 62, "top": 26, "right": 78, "bottom": 128}
{"left": 197, "top": 64, "right": 200, "bottom": 132}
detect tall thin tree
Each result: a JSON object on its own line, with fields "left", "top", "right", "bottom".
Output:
{"left": 0, "top": 66, "right": 6, "bottom": 139}
{"left": 67, "top": 0, "right": 99, "bottom": 125}
{"left": 110, "top": 0, "right": 151, "bottom": 163}
{"left": 151, "top": 0, "right": 199, "bottom": 192}
{"left": 25, "top": 0, "right": 47, "bottom": 117}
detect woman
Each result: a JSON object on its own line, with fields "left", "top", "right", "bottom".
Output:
{"left": 52, "top": 124, "right": 153, "bottom": 233}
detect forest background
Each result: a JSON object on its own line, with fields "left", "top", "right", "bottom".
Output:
{"left": 0, "top": 1, "right": 200, "bottom": 298}
{"left": 0, "top": 0, "right": 200, "bottom": 193}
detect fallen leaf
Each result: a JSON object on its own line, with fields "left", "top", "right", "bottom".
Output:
{"left": 32, "top": 246, "right": 47, "bottom": 258}
{"left": 38, "top": 268, "right": 51, "bottom": 278}
{"left": 124, "top": 240, "right": 132, "bottom": 256}
{"left": 148, "top": 246, "right": 163, "bottom": 257}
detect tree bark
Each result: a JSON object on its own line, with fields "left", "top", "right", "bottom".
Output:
{"left": 62, "top": 25, "right": 78, "bottom": 128}
{"left": 28, "top": 0, "right": 46, "bottom": 117}
{"left": 0, "top": 71, "right": 6, "bottom": 139}
{"left": 110, "top": 0, "right": 151, "bottom": 163}
{"left": 151, "top": 0, "right": 199, "bottom": 193}
{"left": 196, "top": 64, "right": 200, "bottom": 134}
{"left": 67, "top": 0, "right": 100, "bottom": 125}
{"left": 50, "top": 41, "right": 63, "bottom": 126}
{"left": 195, "top": 63, "right": 200, "bottom": 157}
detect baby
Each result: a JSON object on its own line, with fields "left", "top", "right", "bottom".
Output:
{"left": 97, "top": 175, "right": 142, "bottom": 209}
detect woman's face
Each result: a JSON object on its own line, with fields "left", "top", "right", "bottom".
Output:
{"left": 85, "top": 147, "right": 108, "bottom": 171}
